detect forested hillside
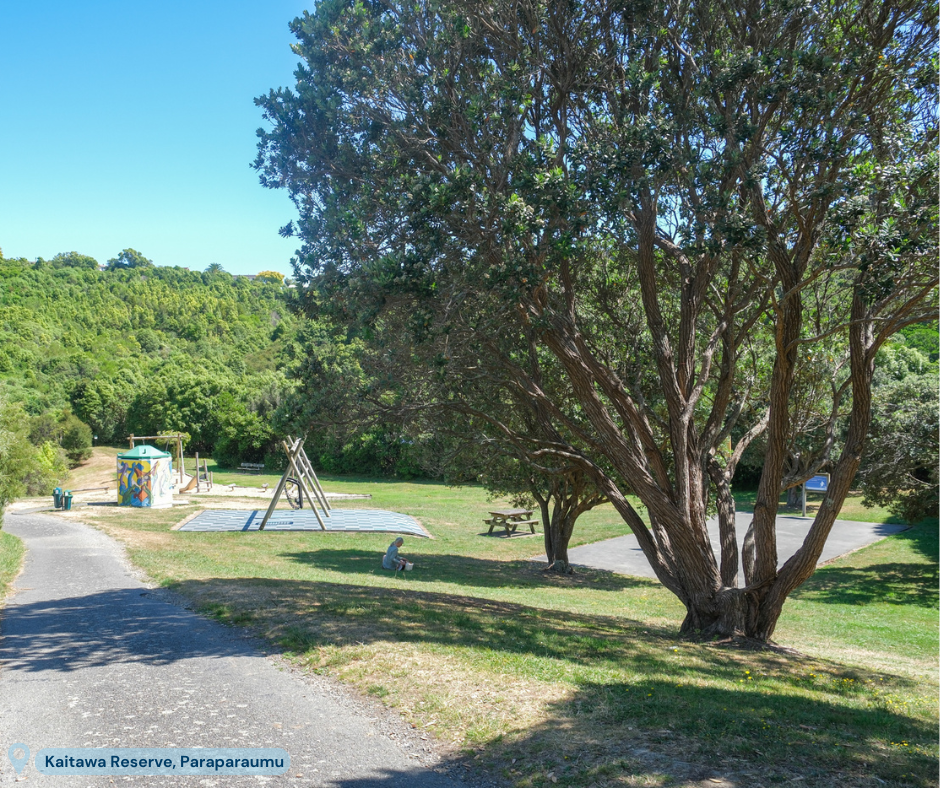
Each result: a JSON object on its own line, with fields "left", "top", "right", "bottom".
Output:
{"left": 0, "top": 253, "right": 301, "bottom": 510}
{"left": 0, "top": 255, "right": 294, "bottom": 416}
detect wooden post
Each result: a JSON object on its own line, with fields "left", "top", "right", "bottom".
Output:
{"left": 176, "top": 435, "right": 184, "bottom": 483}
{"left": 282, "top": 438, "right": 325, "bottom": 528}
{"left": 292, "top": 441, "right": 331, "bottom": 514}
{"left": 258, "top": 465, "right": 291, "bottom": 531}
{"left": 294, "top": 434, "right": 330, "bottom": 514}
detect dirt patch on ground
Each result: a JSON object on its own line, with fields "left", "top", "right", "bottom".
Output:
{"left": 66, "top": 446, "right": 122, "bottom": 490}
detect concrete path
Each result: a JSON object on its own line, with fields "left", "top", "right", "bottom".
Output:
{"left": 562, "top": 512, "right": 908, "bottom": 581}
{"left": 0, "top": 512, "right": 472, "bottom": 787}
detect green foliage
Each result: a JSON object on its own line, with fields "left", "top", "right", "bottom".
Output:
{"left": 28, "top": 412, "right": 61, "bottom": 446}
{"left": 255, "top": 0, "right": 937, "bottom": 639}
{"left": 276, "top": 320, "right": 432, "bottom": 478}
{"left": 59, "top": 412, "right": 92, "bottom": 466}
{"left": 27, "top": 409, "right": 94, "bottom": 469}
{"left": 106, "top": 248, "right": 154, "bottom": 270}
{"left": 0, "top": 398, "right": 68, "bottom": 514}
{"left": 210, "top": 392, "right": 275, "bottom": 467}
{"left": 0, "top": 253, "right": 303, "bottom": 472}
{"left": 858, "top": 371, "right": 939, "bottom": 524}
{"left": 851, "top": 332, "right": 939, "bottom": 523}
{"left": 0, "top": 400, "right": 29, "bottom": 514}
{"left": 28, "top": 441, "right": 69, "bottom": 495}
{"left": 898, "top": 321, "right": 939, "bottom": 363}
{"left": 50, "top": 251, "right": 99, "bottom": 270}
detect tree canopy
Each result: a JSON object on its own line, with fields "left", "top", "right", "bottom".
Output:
{"left": 50, "top": 251, "right": 99, "bottom": 270}
{"left": 256, "top": 0, "right": 938, "bottom": 640}
{"left": 107, "top": 248, "right": 154, "bottom": 270}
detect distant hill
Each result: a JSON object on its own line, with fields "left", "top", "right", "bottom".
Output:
{"left": 0, "top": 255, "right": 299, "bottom": 464}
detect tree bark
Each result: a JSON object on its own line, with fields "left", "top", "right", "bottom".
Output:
{"left": 785, "top": 485, "right": 801, "bottom": 509}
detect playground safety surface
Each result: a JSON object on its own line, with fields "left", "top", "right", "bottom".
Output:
{"left": 175, "top": 508, "right": 430, "bottom": 537}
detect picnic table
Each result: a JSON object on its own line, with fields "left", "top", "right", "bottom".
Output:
{"left": 484, "top": 508, "right": 539, "bottom": 536}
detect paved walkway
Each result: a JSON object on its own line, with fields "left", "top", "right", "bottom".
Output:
{"left": 0, "top": 512, "right": 469, "bottom": 787}
{"left": 561, "top": 513, "right": 908, "bottom": 581}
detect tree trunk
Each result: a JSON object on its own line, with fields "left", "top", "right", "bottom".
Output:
{"left": 533, "top": 473, "right": 605, "bottom": 574}
{"left": 785, "top": 485, "right": 801, "bottom": 509}
{"left": 543, "top": 504, "right": 575, "bottom": 573}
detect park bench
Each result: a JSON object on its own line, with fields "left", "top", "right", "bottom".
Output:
{"left": 238, "top": 462, "right": 266, "bottom": 474}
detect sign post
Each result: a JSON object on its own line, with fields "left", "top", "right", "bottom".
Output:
{"left": 802, "top": 474, "right": 830, "bottom": 517}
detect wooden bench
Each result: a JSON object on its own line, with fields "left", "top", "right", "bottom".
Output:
{"left": 484, "top": 509, "right": 540, "bottom": 535}
{"left": 238, "top": 462, "right": 266, "bottom": 474}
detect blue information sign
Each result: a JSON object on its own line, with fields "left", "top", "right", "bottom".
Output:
{"left": 805, "top": 474, "right": 829, "bottom": 492}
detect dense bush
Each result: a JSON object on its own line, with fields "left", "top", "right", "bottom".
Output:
{"left": 0, "top": 399, "right": 68, "bottom": 517}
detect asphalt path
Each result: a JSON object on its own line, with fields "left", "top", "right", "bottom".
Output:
{"left": 560, "top": 512, "right": 908, "bottom": 581}
{"left": 0, "top": 512, "right": 473, "bottom": 788}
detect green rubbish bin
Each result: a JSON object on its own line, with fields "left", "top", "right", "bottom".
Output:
{"left": 53, "top": 487, "right": 63, "bottom": 508}
{"left": 62, "top": 491, "right": 73, "bottom": 511}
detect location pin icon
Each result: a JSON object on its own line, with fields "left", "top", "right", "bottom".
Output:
{"left": 7, "top": 743, "right": 29, "bottom": 775}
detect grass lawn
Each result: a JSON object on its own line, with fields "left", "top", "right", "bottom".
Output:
{"left": 62, "top": 457, "right": 939, "bottom": 788}
{"left": 0, "top": 527, "right": 25, "bottom": 600}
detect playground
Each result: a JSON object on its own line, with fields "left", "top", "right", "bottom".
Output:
{"left": 36, "top": 441, "right": 428, "bottom": 539}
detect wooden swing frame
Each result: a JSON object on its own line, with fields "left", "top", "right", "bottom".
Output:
{"left": 258, "top": 435, "right": 331, "bottom": 530}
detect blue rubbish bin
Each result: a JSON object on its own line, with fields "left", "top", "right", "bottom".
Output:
{"left": 62, "top": 491, "right": 73, "bottom": 511}
{"left": 53, "top": 487, "right": 63, "bottom": 508}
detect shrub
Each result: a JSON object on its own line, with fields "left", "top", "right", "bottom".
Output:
{"left": 59, "top": 413, "right": 93, "bottom": 467}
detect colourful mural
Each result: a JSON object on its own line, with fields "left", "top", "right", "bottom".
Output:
{"left": 117, "top": 447, "right": 173, "bottom": 507}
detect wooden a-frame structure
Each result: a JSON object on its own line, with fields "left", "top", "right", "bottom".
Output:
{"left": 258, "top": 436, "right": 331, "bottom": 530}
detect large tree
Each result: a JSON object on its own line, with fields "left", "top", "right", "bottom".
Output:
{"left": 256, "top": 0, "right": 938, "bottom": 640}
{"left": 106, "top": 248, "right": 154, "bottom": 270}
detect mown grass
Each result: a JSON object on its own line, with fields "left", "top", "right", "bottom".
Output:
{"left": 70, "top": 469, "right": 938, "bottom": 788}
{"left": 0, "top": 527, "right": 25, "bottom": 600}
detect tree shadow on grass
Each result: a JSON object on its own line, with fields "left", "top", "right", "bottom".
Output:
{"left": 173, "top": 576, "right": 678, "bottom": 668}
{"left": 896, "top": 520, "right": 939, "bottom": 563}
{"left": 790, "top": 562, "right": 939, "bottom": 608}
{"left": 483, "top": 677, "right": 938, "bottom": 788}
{"left": 279, "top": 548, "right": 656, "bottom": 593}
{"left": 169, "top": 576, "right": 921, "bottom": 694}
{"left": 168, "top": 576, "right": 933, "bottom": 788}
{"left": 791, "top": 524, "right": 939, "bottom": 608}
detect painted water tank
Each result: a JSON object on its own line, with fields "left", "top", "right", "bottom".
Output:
{"left": 117, "top": 445, "right": 173, "bottom": 507}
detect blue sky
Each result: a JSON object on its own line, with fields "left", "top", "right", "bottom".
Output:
{"left": 0, "top": 1, "right": 310, "bottom": 276}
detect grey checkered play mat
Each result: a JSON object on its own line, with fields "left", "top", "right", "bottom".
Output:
{"left": 177, "top": 508, "right": 428, "bottom": 537}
